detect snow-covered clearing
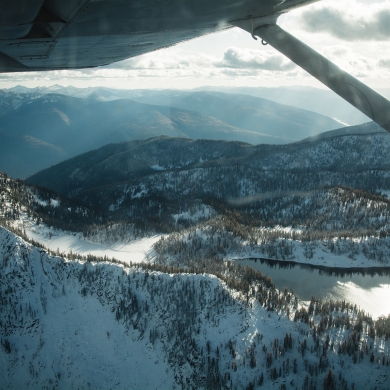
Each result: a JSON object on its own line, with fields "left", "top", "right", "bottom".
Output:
{"left": 13, "top": 214, "right": 159, "bottom": 264}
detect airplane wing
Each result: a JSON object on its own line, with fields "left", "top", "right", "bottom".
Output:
{"left": 1, "top": 0, "right": 390, "bottom": 132}
{"left": 0, "top": 0, "right": 316, "bottom": 71}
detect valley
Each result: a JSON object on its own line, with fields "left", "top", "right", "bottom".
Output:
{"left": 1, "top": 88, "right": 390, "bottom": 389}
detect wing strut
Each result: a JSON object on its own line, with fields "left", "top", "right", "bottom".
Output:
{"left": 240, "top": 22, "right": 390, "bottom": 132}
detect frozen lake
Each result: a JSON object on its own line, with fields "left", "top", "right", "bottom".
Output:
{"left": 237, "top": 258, "right": 390, "bottom": 319}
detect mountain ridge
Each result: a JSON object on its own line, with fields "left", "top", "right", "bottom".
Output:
{"left": 298, "top": 122, "right": 387, "bottom": 144}
{"left": 26, "top": 121, "right": 390, "bottom": 198}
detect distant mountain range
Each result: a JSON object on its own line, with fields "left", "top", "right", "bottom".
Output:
{"left": 0, "top": 87, "right": 342, "bottom": 178}
{"left": 194, "top": 85, "right": 379, "bottom": 126}
{"left": 129, "top": 90, "right": 340, "bottom": 140}
{"left": 13, "top": 84, "right": 389, "bottom": 126}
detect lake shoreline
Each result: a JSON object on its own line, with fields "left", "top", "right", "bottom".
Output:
{"left": 234, "top": 256, "right": 390, "bottom": 275}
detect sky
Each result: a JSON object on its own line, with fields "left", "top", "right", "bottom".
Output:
{"left": 1, "top": 0, "right": 390, "bottom": 91}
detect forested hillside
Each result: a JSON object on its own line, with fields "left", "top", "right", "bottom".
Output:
{"left": 27, "top": 122, "right": 390, "bottom": 197}
{"left": 0, "top": 172, "right": 100, "bottom": 233}
{"left": 26, "top": 124, "right": 390, "bottom": 245}
{"left": 3, "top": 168, "right": 390, "bottom": 268}
{"left": 1, "top": 226, "right": 390, "bottom": 389}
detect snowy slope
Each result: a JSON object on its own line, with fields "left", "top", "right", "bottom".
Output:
{"left": 1, "top": 227, "right": 390, "bottom": 389}
{"left": 0, "top": 227, "right": 174, "bottom": 390}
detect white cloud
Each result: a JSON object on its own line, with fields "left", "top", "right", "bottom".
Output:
{"left": 104, "top": 47, "right": 296, "bottom": 74}
{"left": 106, "top": 52, "right": 213, "bottom": 70}
{"left": 378, "top": 57, "right": 390, "bottom": 69}
{"left": 298, "top": 0, "right": 390, "bottom": 41}
{"left": 214, "top": 47, "right": 296, "bottom": 71}
{"left": 320, "top": 45, "right": 375, "bottom": 76}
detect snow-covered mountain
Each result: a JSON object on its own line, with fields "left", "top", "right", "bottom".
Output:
{"left": 2, "top": 127, "right": 390, "bottom": 388}
{"left": 26, "top": 123, "right": 390, "bottom": 206}
{"left": 1, "top": 226, "right": 390, "bottom": 389}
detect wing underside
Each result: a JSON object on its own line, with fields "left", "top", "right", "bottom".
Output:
{"left": 0, "top": 0, "right": 316, "bottom": 71}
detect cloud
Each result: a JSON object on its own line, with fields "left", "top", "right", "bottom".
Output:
{"left": 106, "top": 52, "right": 212, "bottom": 70}
{"left": 214, "top": 47, "right": 296, "bottom": 71}
{"left": 378, "top": 57, "right": 390, "bottom": 69}
{"left": 306, "top": 44, "right": 378, "bottom": 78}
{"left": 218, "top": 68, "right": 261, "bottom": 77}
{"left": 299, "top": 1, "right": 390, "bottom": 41}
{"left": 104, "top": 46, "right": 296, "bottom": 73}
